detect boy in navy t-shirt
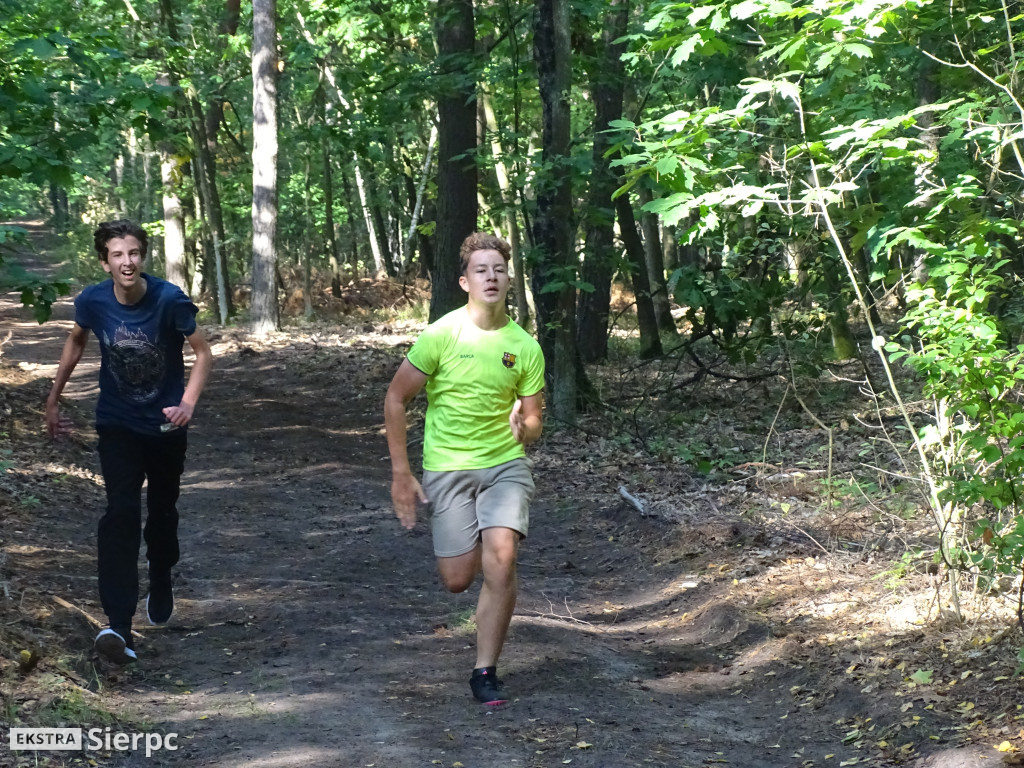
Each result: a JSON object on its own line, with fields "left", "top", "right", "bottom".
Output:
{"left": 45, "top": 219, "right": 213, "bottom": 664}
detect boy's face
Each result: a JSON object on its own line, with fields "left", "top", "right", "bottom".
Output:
{"left": 459, "top": 248, "right": 510, "bottom": 306}
{"left": 100, "top": 236, "right": 145, "bottom": 293}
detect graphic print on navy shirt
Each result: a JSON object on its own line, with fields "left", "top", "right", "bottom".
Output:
{"left": 104, "top": 322, "right": 168, "bottom": 404}
{"left": 74, "top": 274, "right": 197, "bottom": 435}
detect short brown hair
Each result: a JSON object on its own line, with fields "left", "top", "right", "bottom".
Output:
{"left": 459, "top": 232, "right": 511, "bottom": 274}
{"left": 94, "top": 219, "right": 149, "bottom": 261}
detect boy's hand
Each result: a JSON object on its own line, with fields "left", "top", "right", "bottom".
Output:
{"left": 510, "top": 398, "right": 526, "bottom": 443}
{"left": 391, "top": 472, "right": 428, "bottom": 530}
{"left": 45, "top": 402, "right": 73, "bottom": 440}
{"left": 162, "top": 402, "right": 195, "bottom": 427}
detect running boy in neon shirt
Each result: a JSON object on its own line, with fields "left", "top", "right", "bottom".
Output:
{"left": 385, "top": 232, "right": 544, "bottom": 704}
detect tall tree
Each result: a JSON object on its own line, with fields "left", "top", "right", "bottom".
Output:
{"left": 202, "top": 0, "right": 240, "bottom": 316}
{"left": 615, "top": 191, "right": 662, "bottom": 360}
{"left": 531, "top": 0, "right": 579, "bottom": 421}
{"left": 156, "top": 0, "right": 188, "bottom": 291}
{"left": 431, "top": 0, "right": 478, "bottom": 321}
{"left": 250, "top": 0, "right": 279, "bottom": 334}
{"left": 188, "top": 94, "right": 230, "bottom": 322}
{"left": 636, "top": 184, "right": 677, "bottom": 336}
{"left": 577, "top": 0, "right": 630, "bottom": 363}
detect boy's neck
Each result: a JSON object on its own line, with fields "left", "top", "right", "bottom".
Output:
{"left": 465, "top": 300, "right": 508, "bottom": 331}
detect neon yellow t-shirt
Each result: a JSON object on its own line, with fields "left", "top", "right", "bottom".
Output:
{"left": 406, "top": 306, "right": 545, "bottom": 471}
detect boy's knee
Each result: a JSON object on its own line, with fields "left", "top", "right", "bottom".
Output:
{"left": 482, "top": 538, "right": 518, "bottom": 573}
{"left": 100, "top": 502, "right": 141, "bottom": 523}
{"left": 441, "top": 573, "right": 475, "bottom": 593}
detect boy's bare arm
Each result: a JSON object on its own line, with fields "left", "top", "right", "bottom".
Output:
{"left": 45, "top": 324, "right": 89, "bottom": 438}
{"left": 384, "top": 359, "right": 429, "bottom": 529}
{"left": 163, "top": 329, "right": 213, "bottom": 427}
{"left": 510, "top": 392, "right": 543, "bottom": 445}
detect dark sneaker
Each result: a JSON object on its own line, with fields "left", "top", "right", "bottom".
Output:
{"left": 146, "top": 568, "right": 173, "bottom": 625}
{"left": 95, "top": 628, "right": 137, "bottom": 664}
{"left": 470, "top": 667, "right": 508, "bottom": 705}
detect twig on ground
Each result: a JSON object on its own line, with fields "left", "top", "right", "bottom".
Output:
{"left": 774, "top": 517, "right": 830, "bottom": 557}
{"left": 523, "top": 596, "right": 600, "bottom": 629}
{"left": 52, "top": 595, "right": 143, "bottom": 639}
{"left": 618, "top": 485, "right": 645, "bottom": 514}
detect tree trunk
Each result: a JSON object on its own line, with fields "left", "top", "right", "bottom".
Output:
{"left": 205, "top": 0, "right": 242, "bottom": 315}
{"left": 615, "top": 194, "right": 662, "bottom": 359}
{"left": 403, "top": 123, "right": 438, "bottom": 273}
{"left": 251, "top": 0, "right": 279, "bottom": 335}
{"left": 823, "top": 256, "right": 856, "bottom": 359}
{"left": 370, "top": 198, "right": 394, "bottom": 275}
{"left": 351, "top": 155, "right": 384, "bottom": 273}
{"left": 302, "top": 152, "right": 315, "bottom": 319}
{"left": 340, "top": 168, "right": 361, "bottom": 274}
{"left": 533, "top": 0, "right": 594, "bottom": 420}
{"left": 189, "top": 95, "right": 232, "bottom": 320}
{"left": 431, "top": 0, "right": 477, "bottom": 321}
{"left": 482, "top": 92, "right": 529, "bottom": 327}
{"left": 419, "top": 198, "right": 437, "bottom": 279}
{"left": 662, "top": 223, "right": 678, "bottom": 271}
{"left": 637, "top": 185, "right": 677, "bottom": 335}
{"left": 154, "top": 1, "right": 188, "bottom": 291}
{"left": 187, "top": 96, "right": 230, "bottom": 322}
{"left": 160, "top": 154, "right": 188, "bottom": 291}
{"left": 576, "top": 0, "right": 629, "bottom": 363}
{"left": 323, "top": 138, "right": 342, "bottom": 298}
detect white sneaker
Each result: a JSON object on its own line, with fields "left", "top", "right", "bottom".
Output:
{"left": 94, "top": 628, "right": 137, "bottom": 664}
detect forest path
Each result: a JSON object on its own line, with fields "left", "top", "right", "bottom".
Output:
{"left": 1, "top": 236, "right": 1003, "bottom": 768}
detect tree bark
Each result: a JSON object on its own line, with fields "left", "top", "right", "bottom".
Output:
{"left": 576, "top": 0, "right": 629, "bottom": 363}
{"left": 160, "top": 154, "right": 188, "bottom": 291}
{"left": 636, "top": 185, "right": 678, "bottom": 335}
{"left": 204, "top": 0, "right": 242, "bottom": 304}
{"left": 431, "top": 0, "right": 478, "bottom": 321}
{"left": 402, "top": 123, "right": 438, "bottom": 273}
{"left": 370, "top": 198, "right": 395, "bottom": 275}
{"left": 352, "top": 155, "right": 384, "bottom": 274}
{"left": 323, "top": 138, "right": 342, "bottom": 298}
{"left": 340, "top": 168, "right": 361, "bottom": 273}
{"left": 155, "top": 0, "right": 187, "bottom": 292}
{"left": 615, "top": 192, "right": 662, "bottom": 359}
{"left": 188, "top": 96, "right": 230, "bottom": 322}
{"left": 482, "top": 92, "right": 529, "bottom": 327}
{"left": 533, "top": 0, "right": 593, "bottom": 420}
{"left": 250, "top": 0, "right": 279, "bottom": 335}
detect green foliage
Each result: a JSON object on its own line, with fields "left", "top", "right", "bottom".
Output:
{"left": 884, "top": 200, "right": 1024, "bottom": 600}
{"left": 0, "top": 225, "right": 70, "bottom": 322}
{"left": 623, "top": 0, "right": 1024, "bottom": 636}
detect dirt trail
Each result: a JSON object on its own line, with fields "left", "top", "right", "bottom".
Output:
{"left": 1, "top": 237, "right": 1014, "bottom": 768}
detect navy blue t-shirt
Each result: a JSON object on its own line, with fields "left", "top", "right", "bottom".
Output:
{"left": 74, "top": 274, "right": 198, "bottom": 435}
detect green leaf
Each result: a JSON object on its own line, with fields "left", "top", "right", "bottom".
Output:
{"left": 845, "top": 43, "right": 873, "bottom": 59}
{"left": 731, "top": 0, "right": 762, "bottom": 20}
{"left": 910, "top": 669, "right": 933, "bottom": 685}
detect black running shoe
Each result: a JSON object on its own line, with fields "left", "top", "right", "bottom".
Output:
{"left": 146, "top": 567, "right": 173, "bottom": 625}
{"left": 470, "top": 667, "right": 509, "bottom": 705}
{"left": 95, "top": 628, "right": 137, "bottom": 664}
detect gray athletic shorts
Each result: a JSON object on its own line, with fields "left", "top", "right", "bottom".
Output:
{"left": 421, "top": 457, "right": 535, "bottom": 558}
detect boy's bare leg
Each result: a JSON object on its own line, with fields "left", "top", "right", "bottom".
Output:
{"left": 474, "top": 527, "right": 519, "bottom": 668}
{"left": 435, "top": 527, "right": 520, "bottom": 668}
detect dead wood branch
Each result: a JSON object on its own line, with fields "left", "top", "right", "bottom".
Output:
{"left": 52, "top": 596, "right": 143, "bottom": 639}
{"left": 618, "top": 485, "right": 645, "bottom": 514}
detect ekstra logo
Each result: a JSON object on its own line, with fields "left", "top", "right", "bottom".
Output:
{"left": 9, "top": 727, "right": 178, "bottom": 758}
